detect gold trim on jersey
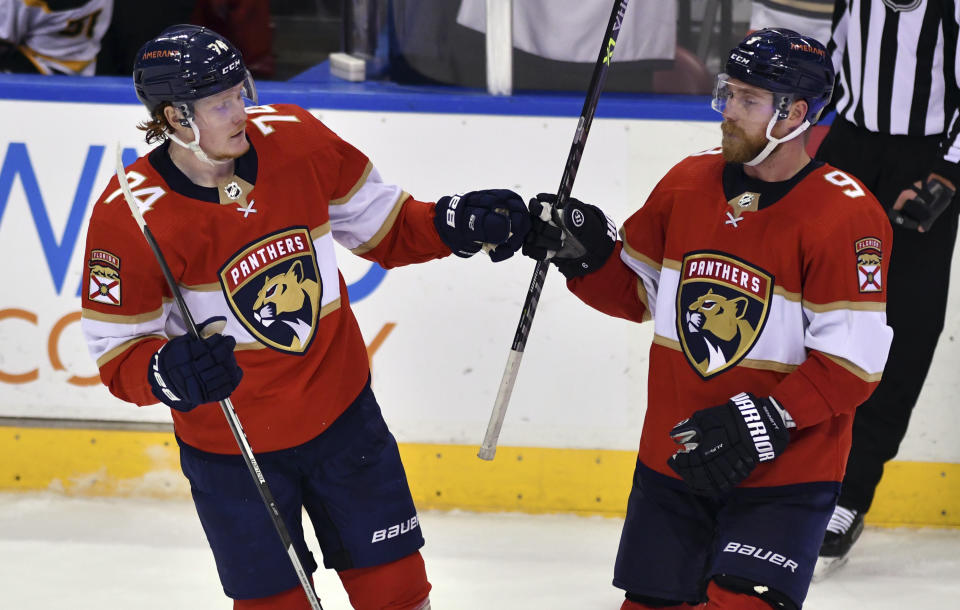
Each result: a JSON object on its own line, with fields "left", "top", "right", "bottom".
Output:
{"left": 310, "top": 221, "right": 332, "bottom": 241}
{"left": 81, "top": 305, "right": 165, "bottom": 325}
{"left": 330, "top": 162, "right": 373, "bottom": 205}
{"left": 95, "top": 335, "right": 165, "bottom": 368}
{"left": 821, "top": 351, "right": 883, "bottom": 382}
{"left": 636, "top": 279, "right": 652, "bottom": 322}
{"left": 802, "top": 299, "right": 887, "bottom": 313}
{"left": 727, "top": 191, "right": 761, "bottom": 220}
{"left": 662, "top": 258, "right": 683, "bottom": 271}
{"left": 620, "top": 230, "right": 662, "bottom": 271}
{"left": 217, "top": 176, "right": 255, "bottom": 207}
{"left": 774, "top": 286, "right": 802, "bottom": 302}
{"left": 350, "top": 191, "right": 411, "bottom": 255}
{"left": 182, "top": 282, "right": 222, "bottom": 292}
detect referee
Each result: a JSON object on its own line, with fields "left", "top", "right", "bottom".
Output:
{"left": 816, "top": 0, "right": 960, "bottom": 573}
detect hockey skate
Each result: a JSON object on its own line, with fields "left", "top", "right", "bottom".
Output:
{"left": 813, "top": 505, "right": 864, "bottom": 582}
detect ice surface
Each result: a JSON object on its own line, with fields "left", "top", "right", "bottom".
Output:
{"left": 0, "top": 493, "right": 956, "bottom": 609}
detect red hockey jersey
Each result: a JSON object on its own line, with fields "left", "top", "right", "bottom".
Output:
{"left": 81, "top": 104, "right": 450, "bottom": 454}
{"left": 568, "top": 149, "right": 893, "bottom": 487}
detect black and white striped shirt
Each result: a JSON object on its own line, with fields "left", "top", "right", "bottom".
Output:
{"left": 829, "top": 0, "right": 960, "bottom": 174}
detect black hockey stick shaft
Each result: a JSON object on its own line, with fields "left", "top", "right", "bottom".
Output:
{"left": 114, "top": 148, "right": 323, "bottom": 610}
{"left": 479, "top": 0, "right": 630, "bottom": 460}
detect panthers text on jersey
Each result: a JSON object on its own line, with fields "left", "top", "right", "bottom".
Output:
{"left": 0, "top": 0, "right": 112, "bottom": 75}
{"left": 566, "top": 149, "right": 893, "bottom": 487}
{"left": 81, "top": 104, "right": 450, "bottom": 454}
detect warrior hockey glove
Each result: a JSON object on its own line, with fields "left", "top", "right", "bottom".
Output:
{"left": 147, "top": 317, "right": 243, "bottom": 412}
{"left": 667, "top": 393, "right": 791, "bottom": 497}
{"left": 522, "top": 193, "right": 617, "bottom": 279}
{"left": 434, "top": 189, "right": 531, "bottom": 261}
{"left": 889, "top": 177, "right": 956, "bottom": 232}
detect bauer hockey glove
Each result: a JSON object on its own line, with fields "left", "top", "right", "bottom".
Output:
{"left": 433, "top": 189, "right": 531, "bottom": 261}
{"left": 147, "top": 317, "right": 243, "bottom": 412}
{"left": 522, "top": 193, "right": 617, "bottom": 279}
{"left": 667, "top": 393, "right": 791, "bottom": 497}
{"left": 889, "top": 176, "right": 956, "bottom": 232}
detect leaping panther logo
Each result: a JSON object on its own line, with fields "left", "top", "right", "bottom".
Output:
{"left": 252, "top": 260, "right": 319, "bottom": 351}
{"left": 677, "top": 252, "right": 773, "bottom": 378}
{"left": 219, "top": 227, "right": 323, "bottom": 354}
{"left": 684, "top": 289, "right": 756, "bottom": 375}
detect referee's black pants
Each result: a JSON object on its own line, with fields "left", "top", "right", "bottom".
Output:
{"left": 816, "top": 117, "right": 960, "bottom": 513}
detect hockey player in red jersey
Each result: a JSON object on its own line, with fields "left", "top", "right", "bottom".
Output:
{"left": 80, "top": 25, "right": 530, "bottom": 610}
{"left": 523, "top": 29, "right": 892, "bottom": 609}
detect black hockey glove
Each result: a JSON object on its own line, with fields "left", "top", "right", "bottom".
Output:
{"left": 434, "top": 189, "right": 531, "bottom": 261}
{"left": 521, "top": 193, "right": 617, "bottom": 279}
{"left": 889, "top": 177, "right": 956, "bottom": 232}
{"left": 667, "top": 392, "right": 791, "bottom": 497}
{"left": 147, "top": 317, "right": 243, "bottom": 412}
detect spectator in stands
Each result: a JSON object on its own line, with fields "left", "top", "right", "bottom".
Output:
{"left": 0, "top": 0, "right": 112, "bottom": 75}
{"left": 96, "top": 0, "right": 273, "bottom": 79}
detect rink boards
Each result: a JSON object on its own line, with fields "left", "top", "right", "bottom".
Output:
{"left": 0, "top": 74, "right": 957, "bottom": 527}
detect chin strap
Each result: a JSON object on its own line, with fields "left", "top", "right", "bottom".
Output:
{"left": 167, "top": 116, "right": 232, "bottom": 167}
{"left": 744, "top": 114, "right": 811, "bottom": 167}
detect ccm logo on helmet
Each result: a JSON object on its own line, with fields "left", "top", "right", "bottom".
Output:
{"left": 223, "top": 59, "right": 240, "bottom": 74}
{"left": 730, "top": 53, "right": 749, "bottom": 65}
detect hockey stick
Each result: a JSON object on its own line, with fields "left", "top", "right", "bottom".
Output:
{"left": 114, "top": 146, "right": 323, "bottom": 610}
{"left": 478, "top": 0, "right": 630, "bottom": 460}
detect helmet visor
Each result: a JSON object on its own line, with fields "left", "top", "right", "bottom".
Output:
{"left": 711, "top": 74, "right": 775, "bottom": 120}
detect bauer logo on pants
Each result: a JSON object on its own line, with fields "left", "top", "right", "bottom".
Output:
{"left": 219, "top": 227, "right": 322, "bottom": 354}
{"left": 677, "top": 251, "right": 773, "bottom": 379}
{"left": 855, "top": 237, "right": 883, "bottom": 293}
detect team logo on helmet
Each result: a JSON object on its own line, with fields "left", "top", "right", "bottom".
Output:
{"left": 87, "top": 250, "right": 122, "bottom": 306}
{"left": 219, "top": 227, "right": 322, "bottom": 354}
{"left": 677, "top": 251, "right": 773, "bottom": 378}
{"left": 882, "top": 0, "right": 922, "bottom": 11}
{"left": 855, "top": 237, "right": 883, "bottom": 293}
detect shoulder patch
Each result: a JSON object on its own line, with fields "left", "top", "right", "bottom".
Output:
{"left": 88, "top": 249, "right": 121, "bottom": 306}
{"left": 855, "top": 237, "right": 883, "bottom": 293}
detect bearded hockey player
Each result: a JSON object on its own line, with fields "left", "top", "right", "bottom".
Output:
{"left": 523, "top": 29, "right": 892, "bottom": 609}
{"left": 80, "top": 25, "right": 529, "bottom": 610}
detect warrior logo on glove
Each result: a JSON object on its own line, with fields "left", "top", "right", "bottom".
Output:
{"left": 677, "top": 251, "right": 773, "bottom": 378}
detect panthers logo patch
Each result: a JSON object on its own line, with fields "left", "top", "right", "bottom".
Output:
{"left": 219, "top": 227, "right": 322, "bottom": 354}
{"left": 856, "top": 237, "right": 883, "bottom": 293}
{"left": 677, "top": 252, "right": 773, "bottom": 379}
{"left": 88, "top": 249, "right": 121, "bottom": 306}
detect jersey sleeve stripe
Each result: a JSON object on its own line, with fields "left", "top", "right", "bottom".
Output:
{"left": 802, "top": 299, "right": 886, "bottom": 313}
{"left": 309, "top": 221, "right": 332, "bottom": 241}
{"left": 347, "top": 191, "right": 410, "bottom": 255}
{"left": 94, "top": 335, "right": 166, "bottom": 368}
{"left": 636, "top": 279, "right": 652, "bottom": 322}
{"left": 820, "top": 351, "right": 884, "bottom": 383}
{"left": 330, "top": 161, "right": 373, "bottom": 205}
{"left": 621, "top": 230, "right": 662, "bottom": 270}
{"left": 803, "top": 307, "right": 892, "bottom": 375}
{"left": 81, "top": 305, "right": 166, "bottom": 325}
{"left": 620, "top": 246, "right": 660, "bottom": 320}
